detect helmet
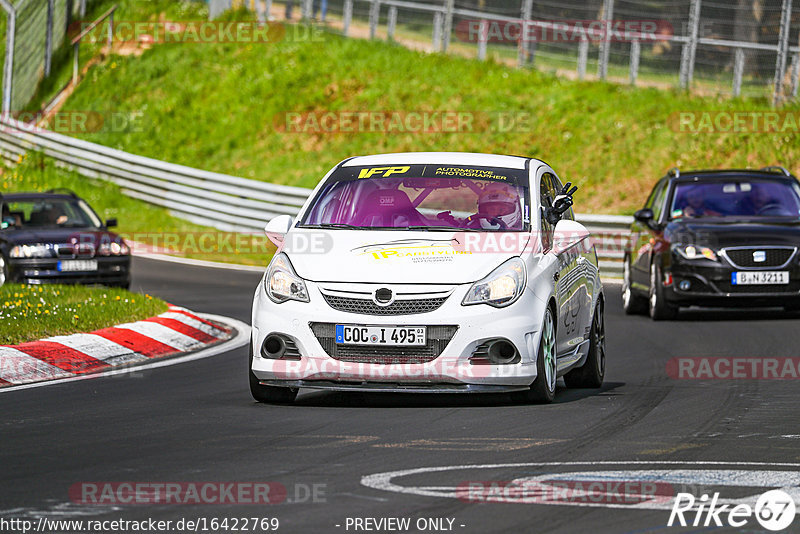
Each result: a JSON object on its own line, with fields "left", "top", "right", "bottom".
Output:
{"left": 477, "top": 183, "right": 521, "bottom": 229}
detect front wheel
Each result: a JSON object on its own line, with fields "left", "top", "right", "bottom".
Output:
{"left": 564, "top": 300, "right": 606, "bottom": 388}
{"left": 512, "top": 306, "right": 557, "bottom": 404}
{"left": 249, "top": 342, "right": 298, "bottom": 404}
{"left": 649, "top": 262, "right": 678, "bottom": 321}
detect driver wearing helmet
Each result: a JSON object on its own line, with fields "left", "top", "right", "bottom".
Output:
{"left": 464, "top": 183, "right": 522, "bottom": 230}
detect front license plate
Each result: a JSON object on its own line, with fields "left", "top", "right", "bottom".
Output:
{"left": 58, "top": 260, "right": 98, "bottom": 272}
{"left": 335, "top": 325, "right": 426, "bottom": 346}
{"left": 731, "top": 271, "right": 789, "bottom": 285}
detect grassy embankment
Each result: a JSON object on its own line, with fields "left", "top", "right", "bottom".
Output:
{"left": 47, "top": 7, "right": 798, "bottom": 215}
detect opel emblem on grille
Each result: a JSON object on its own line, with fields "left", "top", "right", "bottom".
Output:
{"left": 753, "top": 250, "right": 766, "bottom": 263}
{"left": 373, "top": 288, "right": 394, "bottom": 307}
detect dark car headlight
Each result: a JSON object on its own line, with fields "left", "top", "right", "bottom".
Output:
{"left": 672, "top": 244, "right": 718, "bottom": 262}
{"left": 98, "top": 241, "right": 131, "bottom": 256}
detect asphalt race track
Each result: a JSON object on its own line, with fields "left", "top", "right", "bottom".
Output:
{"left": 2, "top": 256, "right": 800, "bottom": 533}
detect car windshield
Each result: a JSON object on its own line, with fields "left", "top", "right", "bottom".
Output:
{"left": 669, "top": 179, "right": 800, "bottom": 220}
{"left": 300, "top": 164, "right": 530, "bottom": 231}
{"left": 2, "top": 198, "right": 103, "bottom": 229}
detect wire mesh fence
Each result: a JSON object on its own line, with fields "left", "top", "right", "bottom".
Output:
{"left": 0, "top": 0, "right": 79, "bottom": 114}
{"left": 261, "top": 0, "right": 800, "bottom": 103}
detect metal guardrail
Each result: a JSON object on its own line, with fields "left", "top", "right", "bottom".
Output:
{"left": 0, "top": 116, "right": 630, "bottom": 276}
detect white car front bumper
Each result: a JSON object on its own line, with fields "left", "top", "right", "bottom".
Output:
{"left": 251, "top": 278, "right": 549, "bottom": 393}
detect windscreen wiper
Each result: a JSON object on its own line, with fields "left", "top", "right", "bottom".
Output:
{"left": 300, "top": 223, "right": 366, "bottom": 230}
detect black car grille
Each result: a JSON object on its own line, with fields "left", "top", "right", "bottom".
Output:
{"left": 322, "top": 294, "right": 448, "bottom": 315}
{"left": 309, "top": 323, "right": 458, "bottom": 364}
{"left": 724, "top": 247, "right": 795, "bottom": 268}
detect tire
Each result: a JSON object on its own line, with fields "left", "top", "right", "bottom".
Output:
{"left": 564, "top": 300, "right": 606, "bottom": 388}
{"left": 0, "top": 255, "right": 7, "bottom": 289}
{"left": 512, "top": 306, "right": 557, "bottom": 404}
{"left": 249, "top": 342, "right": 298, "bottom": 404}
{"left": 649, "top": 262, "right": 678, "bottom": 321}
{"left": 622, "top": 255, "right": 647, "bottom": 315}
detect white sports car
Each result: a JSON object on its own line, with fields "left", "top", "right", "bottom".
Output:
{"left": 250, "top": 152, "right": 605, "bottom": 404}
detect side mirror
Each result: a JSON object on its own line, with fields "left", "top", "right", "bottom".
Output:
{"left": 264, "top": 215, "right": 294, "bottom": 247}
{"left": 552, "top": 219, "right": 591, "bottom": 255}
{"left": 633, "top": 208, "right": 654, "bottom": 224}
{"left": 105, "top": 218, "right": 118, "bottom": 228}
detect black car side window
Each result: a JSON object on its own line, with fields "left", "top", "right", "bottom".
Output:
{"left": 651, "top": 181, "right": 668, "bottom": 222}
{"left": 540, "top": 173, "right": 555, "bottom": 251}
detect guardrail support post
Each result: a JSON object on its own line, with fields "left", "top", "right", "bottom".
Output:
{"left": 79, "top": 0, "right": 85, "bottom": 17}
{"left": 772, "top": 0, "right": 792, "bottom": 106}
{"left": 442, "top": 0, "right": 454, "bottom": 52}
{"left": 45, "top": 0, "right": 55, "bottom": 77}
{"left": 257, "top": 0, "right": 269, "bottom": 22}
{"left": 369, "top": 0, "right": 380, "bottom": 39}
{"left": 108, "top": 11, "right": 114, "bottom": 50}
{"left": 477, "top": 20, "right": 488, "bottom": 60}
{"left": 343, "top": 0, "right": 352, "bottom": 35}
{"left": 302, "top": 0, "right": 312, "bottom": 20}
{"left": 597, "top": 0, "right": 614, "bottom": 79}
{"left": 72, "top": 42, "right": 80, "bottom": 85}
{"left": 577, "top": 35, "right": 588, "bottom": 80}
{"left": 629, "top": 40, "right": 640, "bottom": 85}
{"left": 679, "top": 0, "right": 701, "bottom": 89}
{"left": 432, "top": 11, "right": 443, "bottom": 51}
{"left": 517, "top": 0, "right": 533, "bottom": 68}
{"left": 790, "top": 53, "right": 800, "bottom": 98}
{"left": 1, "top": 7, "right": 13, "bottom": 115}
{"left": 732, "top": 47, "right": 744, "bottom": 97}
{"left": 387, "top": 6, "right": 397, "bottom": 41}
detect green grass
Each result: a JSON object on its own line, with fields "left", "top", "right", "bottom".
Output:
{"left": 0, "top": 283, "right": 167, "bottom": 345}
{"left": 22, "top": 0, "right": 210, "bottom": 113}
{"left": 4, "top": 153, "right": 275, "bottom": 266}
{"left": 52, "top": 11, "right": 800, "bottom": 215}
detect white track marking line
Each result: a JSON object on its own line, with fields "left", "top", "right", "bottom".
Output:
{"left": 0, "top": 315, "right": 250, "bottom": 393}
{"left": 361, "top": 461, "right": 800, "bottom": 512}
{"left": 0, "top": 346, "right": 72, "bottom": 384}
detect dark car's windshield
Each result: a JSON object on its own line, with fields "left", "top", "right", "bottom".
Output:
{"left": 300, "top": 164, "right": 530, "bottom": 231}
{"left": 669, "top": 179, "right": 800, "bottom": 220}
{"left": 2, "top": 198, "right": 103, "bottom": 229}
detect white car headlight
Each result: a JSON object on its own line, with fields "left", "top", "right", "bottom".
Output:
{"left": 265, "top": 252, "right": 309, "bottom": 303}
{"left": 673, "top": 244, "right": 717, "bottom": 261}
{"left": 462, "top": 257, "right": 527, "bottom": 308}
{"left": 9, "top": 244, "right": 53, "bottom": 258}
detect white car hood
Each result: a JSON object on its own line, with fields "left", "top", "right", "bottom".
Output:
{"left": 282, "top": 229, "right": 524, "bottom": 284}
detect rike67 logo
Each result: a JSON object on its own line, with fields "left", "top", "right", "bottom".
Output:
{"left": 668, "top": 489, "right": 796, "bottom": 531}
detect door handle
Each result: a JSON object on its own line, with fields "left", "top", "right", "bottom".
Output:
{"left": 554, "top": 271, "right": 560, "bottom": 282}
